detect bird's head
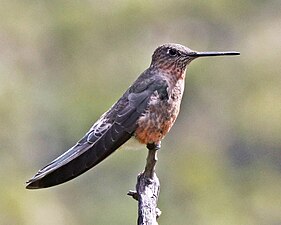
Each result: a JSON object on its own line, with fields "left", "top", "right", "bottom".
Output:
{"left": 150, "top": 43, "right": 240, "bottom": 77}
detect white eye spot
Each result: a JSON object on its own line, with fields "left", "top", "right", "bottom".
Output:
{"left": 167, "top": 48, "right": 178, "bottom": 56}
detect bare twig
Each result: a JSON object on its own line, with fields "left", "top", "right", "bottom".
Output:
{"left": 128, "top": 148, "right": 161, "bottom": 225}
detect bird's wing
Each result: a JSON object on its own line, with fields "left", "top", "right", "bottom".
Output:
{"left": 26, "top": 76, "right": 168, "bottom": 189}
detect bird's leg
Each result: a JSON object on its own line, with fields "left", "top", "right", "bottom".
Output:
{"left": 146, "top": 142, "right": 161, "bottom": 151}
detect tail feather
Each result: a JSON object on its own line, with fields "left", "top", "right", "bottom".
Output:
{"left": 26, "top": 123, "right": 131, "bottom": 189}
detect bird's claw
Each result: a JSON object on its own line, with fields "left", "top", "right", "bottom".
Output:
{"left": 146, "top": 142, "right": 161, "bottom": 151}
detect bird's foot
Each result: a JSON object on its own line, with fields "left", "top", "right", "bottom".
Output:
{"left": 146, "top": 142, "right": 161, "bottom": 151}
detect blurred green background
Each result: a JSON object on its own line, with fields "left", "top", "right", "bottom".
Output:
{"left": 1, "top": 1, "right": 281, "bottom": 224}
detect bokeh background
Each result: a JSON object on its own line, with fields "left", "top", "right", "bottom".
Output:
{"left": 1, "top": 1, "right": 281, "bottom": 224}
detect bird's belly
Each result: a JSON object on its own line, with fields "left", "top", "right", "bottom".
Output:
{"left": 135, "top": 98, "right": 181, "bottom": 144}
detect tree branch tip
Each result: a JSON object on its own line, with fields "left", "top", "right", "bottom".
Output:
{"left": 132, "top": 146, "right": 161, "bottom": 224}
{"left": 127, "top": 190, "right": 139, "bottom": 201}
{"left": 156, "top": 208, "right": 162, "bottom": 219}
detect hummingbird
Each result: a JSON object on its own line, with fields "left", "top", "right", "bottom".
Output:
{"left": 26, "top": 43, "right": 239, "bottom": 189}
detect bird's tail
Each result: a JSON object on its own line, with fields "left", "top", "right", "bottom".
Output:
{"left": 26, "top": 123, "right": 132, "bottom": 189}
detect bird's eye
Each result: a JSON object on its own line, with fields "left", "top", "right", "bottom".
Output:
{"left": 167, "top": 48, "right": 178, "bottom": 56}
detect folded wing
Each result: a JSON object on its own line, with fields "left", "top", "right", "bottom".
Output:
{"left": 26, "top": 76, "right": 168, "bottom": 189}
{"left": 26, "top": 74, "right": 167, "bottom": 189}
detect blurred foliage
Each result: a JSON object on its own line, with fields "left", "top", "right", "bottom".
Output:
{"left": 1, "top": 0, "right": 281, "bottom": 224}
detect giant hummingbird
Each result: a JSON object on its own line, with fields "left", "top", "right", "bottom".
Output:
{"left": 26, "top": 43, "right": 239, "bottom": 189}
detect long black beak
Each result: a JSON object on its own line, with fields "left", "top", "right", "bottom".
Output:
{"left": 190, "top": 51, "right": 240, "bottom": 57}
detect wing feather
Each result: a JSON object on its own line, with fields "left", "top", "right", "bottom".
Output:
{"left": 26, "top": 76, "right": 168, "bottom": 189}
{"left": 27, "top": 89, "right": 154, "bottom": 189}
